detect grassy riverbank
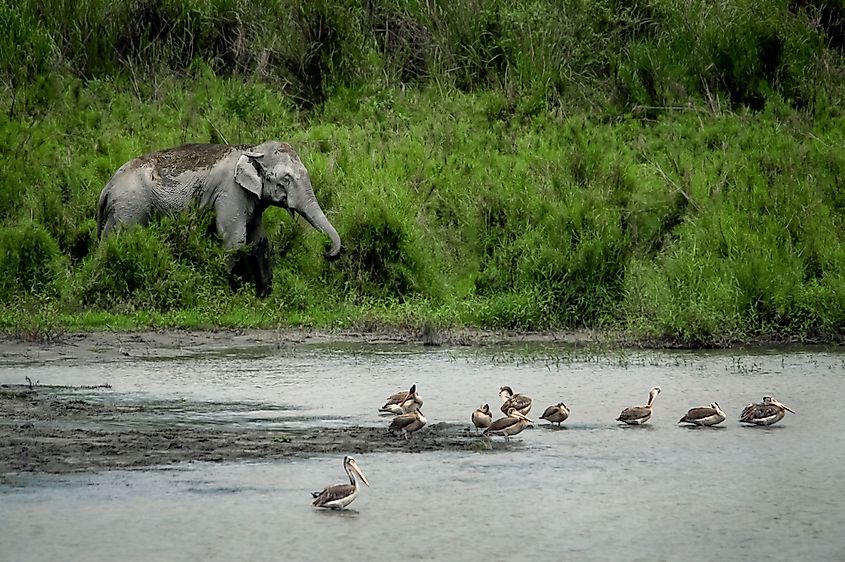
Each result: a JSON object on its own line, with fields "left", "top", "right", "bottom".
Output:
{"left": 2, "top": 0, "right": 845, "bottom": 346}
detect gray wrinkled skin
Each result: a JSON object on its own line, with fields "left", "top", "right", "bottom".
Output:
{"left": 96, "top": 141, "right": 341, "bottom": 297}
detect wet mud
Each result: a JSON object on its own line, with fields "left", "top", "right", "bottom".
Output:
{"left": 0, "top": 326, "right": 599, "bottom": 365}
{"left": 0, "top": 385, "right": 486, "bottom": 478}
{"left": 0, "top": 327, "right": 587, "bottom": 478}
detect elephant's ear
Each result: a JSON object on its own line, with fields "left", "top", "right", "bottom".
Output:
{"left": 235, "top": 154, "right": 263, "bottom": 198}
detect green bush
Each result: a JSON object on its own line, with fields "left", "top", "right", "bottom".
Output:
{"left": 76, "top": 226, "right": 204, "bottom": 312}
{"left": 463, "top": 290, "right": 548, "bottom": 330}
{"left": 158, "top": 209, "right": 228, "bottom": 278}
{"left": 0, "top": 221, "right": 64, "bottom": 299}
{"left": 332, "top": 203, "right": 437, "bottom": 301}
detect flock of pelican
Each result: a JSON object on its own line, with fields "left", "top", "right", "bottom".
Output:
{"left": 311, "top": 385, "right": 796, "bottom": 509}
{"left": 379, "top": 383, "right": 428, "bottom": 439}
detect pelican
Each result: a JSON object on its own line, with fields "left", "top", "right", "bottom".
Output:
{"left": 379, "top": 384, "right": 423, "bottom": 416}
{"left": 678, "top": 402, "right": 726, "bottom": 426}
{"left": 484, "top": 408, "right": 534, "bottom": 442}
{"left": 540, "top": 402, "right": 570, "bottom": 426}
{"left": 617, "top": 386, "right": 661, "bottom": 425}
{"left": 739, "top": 396, "right": 796, "bottom": 426}
{"left": 499, "top": 386, "right": 532, "bottom": 416}
{"left": 471, "top": 404, "right": 493, "bottom": 433}
{"left": 389, "top": 410, "right": 427, "bottom": 439}
{"left": 311, "top": 455, "right": 370, "bottom": 510}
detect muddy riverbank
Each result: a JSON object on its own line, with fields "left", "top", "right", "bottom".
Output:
{"left": 0, "top": 326, "right": 603, "bottom": 364}
{"left": 0, "top": 327, "right": 592, "bottom": 478}
{"left": 0, "top": 384, "right": 486, "bottom": 477}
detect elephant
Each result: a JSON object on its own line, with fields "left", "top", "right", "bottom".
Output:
{"left": 96, "top": 141, "right": 341, "bottom": 297}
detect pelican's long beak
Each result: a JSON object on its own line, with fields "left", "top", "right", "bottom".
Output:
{"left": 774, "top": 400, "right": 796, "bottom": 414}
{"left": 351, "top": 462, "right": 370, "bottom": 487}
{"left": 515, "top": 411, "right": 534, "bottom": 424}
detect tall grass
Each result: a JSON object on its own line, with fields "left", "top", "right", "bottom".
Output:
{"left": 1, "top": 0, "right": 845, "bottom": 345}
{"left": 4, "top": 0, "right": 844, "bottom": 111}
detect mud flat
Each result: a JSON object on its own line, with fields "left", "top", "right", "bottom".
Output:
{"left": 0, "top": 327, "right": 587, "bottom": 479}
{"left": 0, "top": 326, "right": 600, "bottom": 365}
{"left": 0, "top": 385, "right": 487, "bottom": 478}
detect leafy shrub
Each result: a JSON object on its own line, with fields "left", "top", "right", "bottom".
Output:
{"left": 158, "top": 208, "right": 228, "bottom": 278}
{"left": 0, "top": 221, "right": 64, "bottom": 300}
{"left": 332, "top": 204, "right": 437, "bottom": 301}
{"left": 263, "top": 210, "right": 306, "bottom": 262}
{"left": 463, "top": 290, "right": 548, "bottom": 330}
{"left": 76, "top": 226, "right": 203, "bottom": 312}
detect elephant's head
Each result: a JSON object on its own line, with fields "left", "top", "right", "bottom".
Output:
{"left": 234, "top": 141, "right": 341, "bottom": 260}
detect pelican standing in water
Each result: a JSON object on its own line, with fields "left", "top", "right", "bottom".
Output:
{"left": 311, "top": 456, "right": 370, "bottom": 510}
{"left": 389, "top": 410, "right": 427, "bottom": 439}
{"left": 379, "top": 384, "right": 423, "bottom": 416}
{"left": 540, "top": 402, "right": 570, "bottom": 426}
{"left": 678, "top": 402, "right": 726, "bottom": 426}
{"left": 617, "top": 386, "right": 661, "bottom": 425}
{"left": 484, "top": 408, "right": 534, "bottom": 442}
{"left": 471, "top": 404, "right": 493, "bottom": 433}
{"left": 739, "top": 396, "right": 796, "bottom": 426}
{"left": 499, "top": 386, "right": 532, "bottom": 416}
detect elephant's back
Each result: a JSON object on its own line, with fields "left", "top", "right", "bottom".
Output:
{"left": 128, "top": 144, "right": 241, "bottom": 212}
{"left": 134, "top": 144, "right": 246, "bottom": 177}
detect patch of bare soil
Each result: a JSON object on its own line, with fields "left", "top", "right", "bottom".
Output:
{"left": 0, "top": 326, "right": 603, "bottom": 365}
{"left": 0, "top": 385, "right": 487, "bottom": 477}
{"left": 0, "top": 327, "right": 591, "bottom": 478}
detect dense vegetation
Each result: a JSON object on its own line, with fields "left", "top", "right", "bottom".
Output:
{"left": 2, "top": 0, "right": 845, "bottom": 345}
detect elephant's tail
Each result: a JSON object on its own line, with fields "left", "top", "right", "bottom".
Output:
{"left": 96, "top": 185, "right": 110, "bottom": 240}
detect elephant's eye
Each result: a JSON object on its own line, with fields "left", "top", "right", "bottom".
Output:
{"left": 281, "top": 174, "right": 293, "bottom": 186}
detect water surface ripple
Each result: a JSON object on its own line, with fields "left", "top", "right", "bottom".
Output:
{"left": 2, "top": 344, "right": 844, "bottom": 561}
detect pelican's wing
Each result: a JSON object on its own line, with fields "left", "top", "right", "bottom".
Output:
{"left": 740, "top": 403, "right": 782, "bottom": 422}
{"left": 501, "top": 394, "right": 532, "bottom": 414}
{"left": 379, "top": 403, "right": 404, "bottom": 415}
{"left": 383, "top": 391, "right": 410, "bottom": 406}
{"left": 389, "top": 412, "right": 417, "bottom": 432}
{"left": 406, "top": 418, "right": 426, "bottom": 434}
{"left": 485, "top": 415, "right": 517, "bottom": 433}
{"left": 681, "top": 406, "right": 717, "bottom": 421}
{"left": 751, "top": 405, "right": 782, "bottom": 419}
{"left": 540, "top": 405, "right": 558, "bottom": 419}
{"left": 312, "top": 484, "right": 355, "bottom": 507}
{"left": 739, "top": 403, "right": 756, "bottom": 421}
{"left": 514, "top": 395, "right": 532, "bottom": 413}
{"left": 617, "top": 405, "right": 649, "bottom": 422}
{"left": 472, "top": 411, "right": 491, "bottom": 426}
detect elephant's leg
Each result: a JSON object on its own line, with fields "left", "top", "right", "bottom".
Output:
{"left": 100, "top": 214, "right": 119, "bottom": 239}
{"left": 247, "top": 220, "right": 273, "bottom": 298}
{"left": 248, "top": 237, "right": 272, "bottom": 298}
{"left": 227, "top": 248, "right": 251, "bottom": 293}
{"left": 99, "top": 182, "right": 152, "bottom": 238}
{"left": 215, "top": 199, "right": 251, "bottom": 294}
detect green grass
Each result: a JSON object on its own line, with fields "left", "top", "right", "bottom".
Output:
{"left": 2, "top": 0, "right": 845, "bottom": 346}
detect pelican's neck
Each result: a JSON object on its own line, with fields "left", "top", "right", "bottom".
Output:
{"left": 345, "top": 462, "right": 357, "bottom": 487}
{"left": 647, "top": 391, "right": 657, "bottom": 407}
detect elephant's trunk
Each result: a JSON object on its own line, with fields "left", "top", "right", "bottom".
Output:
{"left": 299, "top": 198, "right": 342, "bottom": 260}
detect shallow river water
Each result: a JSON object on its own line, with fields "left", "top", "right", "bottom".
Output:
{"left": 2, "top": 342, "right": 845, "bottom": 561}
